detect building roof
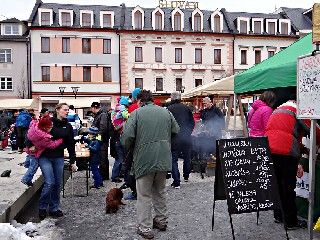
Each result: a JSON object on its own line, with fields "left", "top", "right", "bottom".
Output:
{"left": 27, "top": 1, "right": 307, "bottom": 36}
{"left": 0, "top": 17, "right": 21, "bottom": 23}
{"left": 0, "top": 32, "right": 29, "bottom": 42}
{"left": 279, "top": 7, "right": 312, "bottom": 30}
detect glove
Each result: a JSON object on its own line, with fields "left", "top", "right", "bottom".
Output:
{"left": 57, "top": 139, "right": 63, "bottom": 145}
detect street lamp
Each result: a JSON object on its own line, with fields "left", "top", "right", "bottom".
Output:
{"left": 71, "top": 87, "right": 80, "bottom": 99}
{"left": 59, "top": 87, "right": 66, "bottom": 96}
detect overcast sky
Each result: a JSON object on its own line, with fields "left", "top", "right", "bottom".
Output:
{"left": 0, "top": 0, "right": 315, "bottom": 21}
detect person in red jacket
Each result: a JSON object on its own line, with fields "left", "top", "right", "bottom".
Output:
{"left": 265, "top": 94, "right": 320, "bottom": 230}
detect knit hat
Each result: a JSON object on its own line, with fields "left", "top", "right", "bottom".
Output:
{"left": 88, "top": 126, "right": 99, "bottom": 135}
{"left": 119, "top": 96, "right": 129, "bottom": 106}
{"left": 132, "top": 88, "right": 141, "bottom": 100}
{"left": 38, "top": 118, "right": 53, "bottom": 131}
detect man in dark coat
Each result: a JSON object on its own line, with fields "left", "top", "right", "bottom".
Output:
{"left": 168, "top": 92, "right": 195, "bottom": 188}
{"left": 91, "top": 102, "right": 110, "bottom": 180}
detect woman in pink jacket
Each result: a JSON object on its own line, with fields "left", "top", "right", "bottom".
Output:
{"left": 248, "top": 91, "right": 276, "bottom": 137}
{"left": 21, "top": 118, "right": 63, "bottom": 187}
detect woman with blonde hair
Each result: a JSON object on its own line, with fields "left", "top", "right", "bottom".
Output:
{"left": 248, "top": 91, "right": 276, "bottom": 137}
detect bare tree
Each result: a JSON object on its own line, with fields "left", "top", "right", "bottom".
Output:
{"left": 17, "top": 66, "right": 28, "bottom": 99}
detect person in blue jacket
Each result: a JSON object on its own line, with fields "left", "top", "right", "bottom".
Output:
{"left": 85, "top": 126, "right": 103, "bottom": 189}
{"left": 15, "top": 109, "right": 31, "bottom": 153}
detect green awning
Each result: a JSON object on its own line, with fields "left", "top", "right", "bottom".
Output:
{"left": 234, "top": 33, "right": 313, "bottom": 94}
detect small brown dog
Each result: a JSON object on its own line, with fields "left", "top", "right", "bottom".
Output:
{"left": 106, "top": 188, "right": 124, "bottom": 214}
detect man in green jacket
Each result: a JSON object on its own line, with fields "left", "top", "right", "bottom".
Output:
{"left": 121, "top": 90, "right": 179, "bottom": 239}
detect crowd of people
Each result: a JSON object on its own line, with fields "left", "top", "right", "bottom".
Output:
{"left": 0, "top": 87, "right": 315, "bottom": 239}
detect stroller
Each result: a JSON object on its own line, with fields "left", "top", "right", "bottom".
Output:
{"left": 191, "top": 131, "right": 217, "bottom": 179}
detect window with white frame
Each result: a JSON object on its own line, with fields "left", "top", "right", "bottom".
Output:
{"left": 80, "top": 10, "right": 93, "bottom": 27}
{"left": 0, "top": 77, "right": 12, "bottom": 90}
{"left": 214, "top": 15, "right": 221, "bottom": 32}
{"left": 59, "top": 10, "right": 73, "bottom": 27}
{"left": 252, "top": 18, "right": 263, "bottom": 34}
{"left": 174, "top": 12, "right": 181, "bottom": 31}
{"left": 237, "top": 17, "right": 249, "bottom": 34}
{"left": 4, "top": 25, "right": 19, "bottom": 35}
{"left": 176, "top": 78, "right": 182, "bottom": 91}
{"left": 172, "top": 8, "right": 184, "bottom": 31}
{"left": 155, "top": 47, "right": 162, "bottom": 62}
{"left": 193, "top": 12, "right": 202, "bottom": 32}
{"left": 266, "top": 19, "right": 277, "bottom": 34}
{"left": 195, "top": 79, "right": 202, "bottom": 87}
{"left": 240, "top": 49, "right": 247, "bottom": 64}
{"left": 38, "top": 8, "right": 53, "bottom": 26}
{"left": 134, "top": 11, "right": 142, "bottom": 29}
{"left": 211, "top": 11, "right": 223, "bottom": 33}
{"left": 0, "top": 49, "right": 11, "bottom": 62}
{"left": 156, "top": 78, "right": 163, "bottom": 91}
{"left": 195, "top": 48, "right": 202, "bottom": 64}
{"left": 155, "top": 11, "right": 162, "bottom": 30}
{"left": 152, "top": 8, "right": 164, "bottom": 30}
{"left": 132, "top": 6, "right": 144, "bottom": 30}
{"left": 254, "top": 50, "right": 261, "bottom": 64}
{"left": 214, "top": 49, "right": 221, "bottom": 64}
{"left": 100, "top": 11, "right": 114, "bottom": 28}
{"left": 268, "top": 50, "right": 275, "bottom": 58}
{"left": 279, "top": 19, "right": 290, "bottom": 35}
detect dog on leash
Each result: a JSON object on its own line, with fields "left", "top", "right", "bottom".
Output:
{"left": 106, "top": 188, "right": 124, "bottom": 214}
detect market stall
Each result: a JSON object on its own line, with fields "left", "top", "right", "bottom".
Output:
{"left": 0, "top": 99, "right": 37, "bottom": 110}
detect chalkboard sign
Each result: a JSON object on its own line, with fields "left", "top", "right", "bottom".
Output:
{"left": 217, "top": 137, "right": 281, "bottom": 215}
{"left": 297, "top": 53, "right": 320, "bottom": 119}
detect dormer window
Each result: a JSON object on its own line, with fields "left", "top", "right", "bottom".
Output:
{"left": 100, "top": 11, "right": 114, "bottom": 28}
{"left": 172, "top": 8, "right": 184, "bottom": 31}
{"left": 192, "top": 9, "right": 203, "bottom": 32}
{"left": 214, "top": 15, "right": 220, "bottom": 32}
{"left": 132, "top": 6, "right": 145, "bottom": 30}
{"left": 211, "top": 11, "right": 223, "bottom": 33}
{"left": 252, "top": 18, "right": 263, "bottom": 34}
{"left": 38, "top": 8, "right": 53, "bottom": 26}
{"left": 240, "top": 21, "right": 247, "bottom": 33}
{"left": 174, "top": 12, "right": 181, "bottom": 31}
{"left": 59, "top": 10, "right": 73, "bottom": 27}
{"left": 41, "top": 12, "right": 50, "bottom": 26}
{"left": 237, "top": 17, "right": 249, "bottom": 34}
{"left": 152, "top": 7, "right": 164, "bottom": 30}
{"left": 134, "top": 11, "right": 142, "bottom": 29}
{"left": 266, "top": 19, "right": 277, "bottom": 35}
{"left": 155, "top": 11, "right": 162, "bottom": 30}
{"left": 4, "top": 25, "right": 19, "bottom": 35}
{"left": 80, "top": 10, "right": 93, "bottom": 27}
{"left": 279, "top": 19, "right": 290, "bottom": 35}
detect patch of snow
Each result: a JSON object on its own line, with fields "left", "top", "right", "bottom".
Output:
{"left": 0, "top": 219, "right": 63, "bottom": 240}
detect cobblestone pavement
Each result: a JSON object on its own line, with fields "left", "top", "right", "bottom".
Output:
{"left": 53, "top": 159, "right": 320, "bottom": 240}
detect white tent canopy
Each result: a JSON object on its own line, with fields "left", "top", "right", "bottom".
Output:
{"left": 59, "top": 98, "right": 100, "bottom": 108}
{"left": 0, "top": 99, "right": 37, "bottom": 110}
{"left": 182, "top": 75, "right": 234, "bottom": 98}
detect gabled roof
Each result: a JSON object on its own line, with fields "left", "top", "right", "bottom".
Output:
{"left": 0, "top": 17, "right": 21, "bottom": 23}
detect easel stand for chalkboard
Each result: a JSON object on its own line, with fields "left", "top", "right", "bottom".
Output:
{"left": 212, "top": 137, "right": 289, "bottom": 240}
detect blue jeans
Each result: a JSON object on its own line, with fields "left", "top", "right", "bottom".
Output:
{"left": 38, "top": 157, "right": 64, "bottom": 212}
{"left": 112, "top": 141, "right": 125, "bottom": 180}
{"left": 24, "top": 154, "right": 31, "bottom": 168}
{"left": 172, "top": 148, "right": 191, "bottom": 186}
{"left": 22, "top": 155, "right": 39, "bottom": 183}
{"left": 90, "top": 161, "right": 103, "bottom": 187}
